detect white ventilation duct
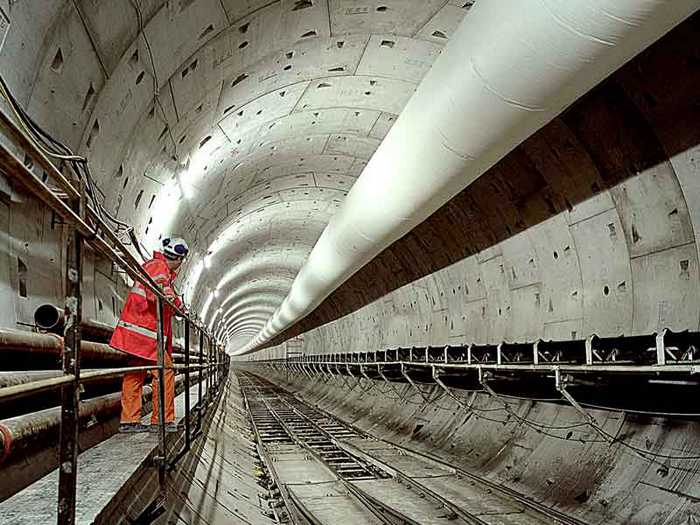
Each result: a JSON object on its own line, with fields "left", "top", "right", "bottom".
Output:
{"left": 236, "top": 0, "right": 699, "bottom": 355}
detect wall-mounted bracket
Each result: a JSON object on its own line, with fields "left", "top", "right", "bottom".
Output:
{"left": 400, "top": 362, "right": 430, "bottom": 403}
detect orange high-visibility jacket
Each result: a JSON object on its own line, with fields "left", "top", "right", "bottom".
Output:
{"left": 110, "top": 251, "right": 182, "bottom": 361}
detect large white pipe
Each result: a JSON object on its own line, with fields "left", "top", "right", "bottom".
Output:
{"left": 237, "top": 0, "right": 699, "bottom": 355}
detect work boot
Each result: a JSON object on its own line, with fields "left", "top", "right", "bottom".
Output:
{"left": 119, "top": 423, "right": 149, "bottom": 433}
{"left": 149, "top": 422, "right": 178, "bottom": 433}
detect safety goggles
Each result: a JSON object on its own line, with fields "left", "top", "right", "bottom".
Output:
{"left": 172, "top": 244, "right": 189, "bottom": 257}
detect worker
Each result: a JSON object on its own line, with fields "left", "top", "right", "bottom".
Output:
{"left": 110, "top": 236, "right": 189, "bottom": 433}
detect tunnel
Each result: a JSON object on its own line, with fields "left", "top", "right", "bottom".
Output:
{"left": 1, "top": 1, "right": 700, "bottom": 524}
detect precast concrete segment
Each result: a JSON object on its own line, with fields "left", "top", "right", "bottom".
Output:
{"left": 228, "top": 320, "right": 268, "bottom": 332}
{"left": 225, "top": 305, "right": 279, "bottom": 328}
{"left": 227, "top": 319, "right": 276, "bottom": 336}
{"left": 238, "top": 370, "right": 583, "bottom": 525}
{"left": 241, "top": 0, "right": 700, "bottom": 353}
{"left": 217, "top": 279, "right": 294, "bottom": 313}
{"left": 227, "top": 315, "right": 273, "bottom": 333}
{"left": 221, "top": 294, "right": 287, "bottom": 324}
{"left": 230, "top": 325, "right": 264, "bottom": 334}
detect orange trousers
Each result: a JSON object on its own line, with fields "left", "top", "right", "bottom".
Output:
{"left": 120, "top": 353, "right": 175, "bottom": 424}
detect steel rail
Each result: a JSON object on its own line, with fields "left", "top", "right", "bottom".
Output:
{"left": 275, "top": 394, "right": 485, "bottom": 525}
{"left": 244, "top": 371, "right": 590, "bottom": 525}
{"left": 238, "top": 381, "right": 294, "bottom": 524}
{"left": 256, "top": 395, "right": 396, "bottom": 525}
{"left": 242, "top": 375, "right": 471, "bottom": 525}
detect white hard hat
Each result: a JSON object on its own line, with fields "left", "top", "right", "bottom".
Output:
{"left": 162, "top": 237, "right": 189, "bottom": 259}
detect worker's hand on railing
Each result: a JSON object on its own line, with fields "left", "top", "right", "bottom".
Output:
{"left": 180, "top": 302, "right": 189, "bottom": 315}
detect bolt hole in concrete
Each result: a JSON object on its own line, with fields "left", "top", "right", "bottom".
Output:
{"left": 134, "top": 190, "right": 143, "bottom": 209}
{"left": 199, "top": 23, "right": 214, "bottom": 40}
{"left": 17, "top": 258, "right": 27, "bottom": 297}
{"left": 292, "top": 0, "right": 313, "bottom": 10}
{"left": 50, "top": 48, "right": 63, "bottom": 72}
{"left": 82, "top": 82, "right": 95, "bottom": 112}
{"left": 231, "top": 73, "right": 248, "bottom": 87}
{"left": 603, "top": 285, "right": 610, "bottom": 296}
{"left": 86, "top": 119, "right": 99, "bottom": 148}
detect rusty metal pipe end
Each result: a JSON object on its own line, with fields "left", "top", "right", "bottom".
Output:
{"left": 34, "top": 304, "right": 64, "bottom": 331}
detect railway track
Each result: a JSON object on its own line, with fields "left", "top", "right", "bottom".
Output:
{"left": 239, "top": 371, "right": 589, "bottom": 525}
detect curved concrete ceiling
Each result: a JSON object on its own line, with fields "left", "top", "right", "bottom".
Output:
{"left": 5, "top": 0, "right": 697, "bottom": 357}
{"left": 26, "top": 0, "right": 461, "bottom": 354}
{"left": 222, "top": 296, "right": 284, "bottom": 325}
{"left": 228, "top": 314, "right": 275, "bottom": 333}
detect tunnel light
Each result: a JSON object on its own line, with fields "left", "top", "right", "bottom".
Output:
{"left": 179, "top": 149, "right": 208, "bottom": 200}
{"left": 200, "top": 291, "right": 215, "bottom": 322}
{"left": 143, "top": 176, "right": 182, "bottom": 252}
{"left": 204, "top": 253, "right": 212, "bottom": 269}
{"left": 208, "top": 307, "right": 222, "bottom": 331}
{"left": 183, "top": 259, "right": 204, "bottom": 305}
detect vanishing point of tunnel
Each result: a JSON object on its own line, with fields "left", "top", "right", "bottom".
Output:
{"left": 1, "top": 1, "right": 700, "bottom": 524}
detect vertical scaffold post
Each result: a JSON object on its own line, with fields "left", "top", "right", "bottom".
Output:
{"left": 206, "top": 335, "right": 212, "bottom": 403}
{"left": 57, "top": 182, "right": 84, "bottom": 525}
{"left": 155, "top": 296, "right": 167, "bottom": 490}
{"left": 184, "top": 320, "right": 191, "bottom": 453}
{"left": 198, "top": 329, "right": 204, "bottom": 431}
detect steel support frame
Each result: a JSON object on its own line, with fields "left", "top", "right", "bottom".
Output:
{"left": 0, "top": 108, "right": 222, "bottom": 524}
{"left": 184, "top": 322, "right": 191, "bottom": 453}
{"left": 431, "top": 366, "right": 478, "bottom": 413}
{"left": 197, "top": 330, "right": 204, "bottom": 435}
{"left": 377, "top": 365, "right": 403, "bottom": 399}
{"left": 154, "top": 298, "right": 167, "bottom": 491}
{"left": 400, "top": 363, "right": 430, "bottom": 404}
{"left": 56, "top": 184, "right": 84, "bottom": 525}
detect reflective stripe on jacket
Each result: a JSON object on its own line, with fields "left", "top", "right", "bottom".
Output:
{"left": 110, "top": 251, "right": 182, "bottom": 361}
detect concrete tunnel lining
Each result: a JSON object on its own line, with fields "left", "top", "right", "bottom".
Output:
{"left": 1, "top": 1, "right": 700, "bottom": 524}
